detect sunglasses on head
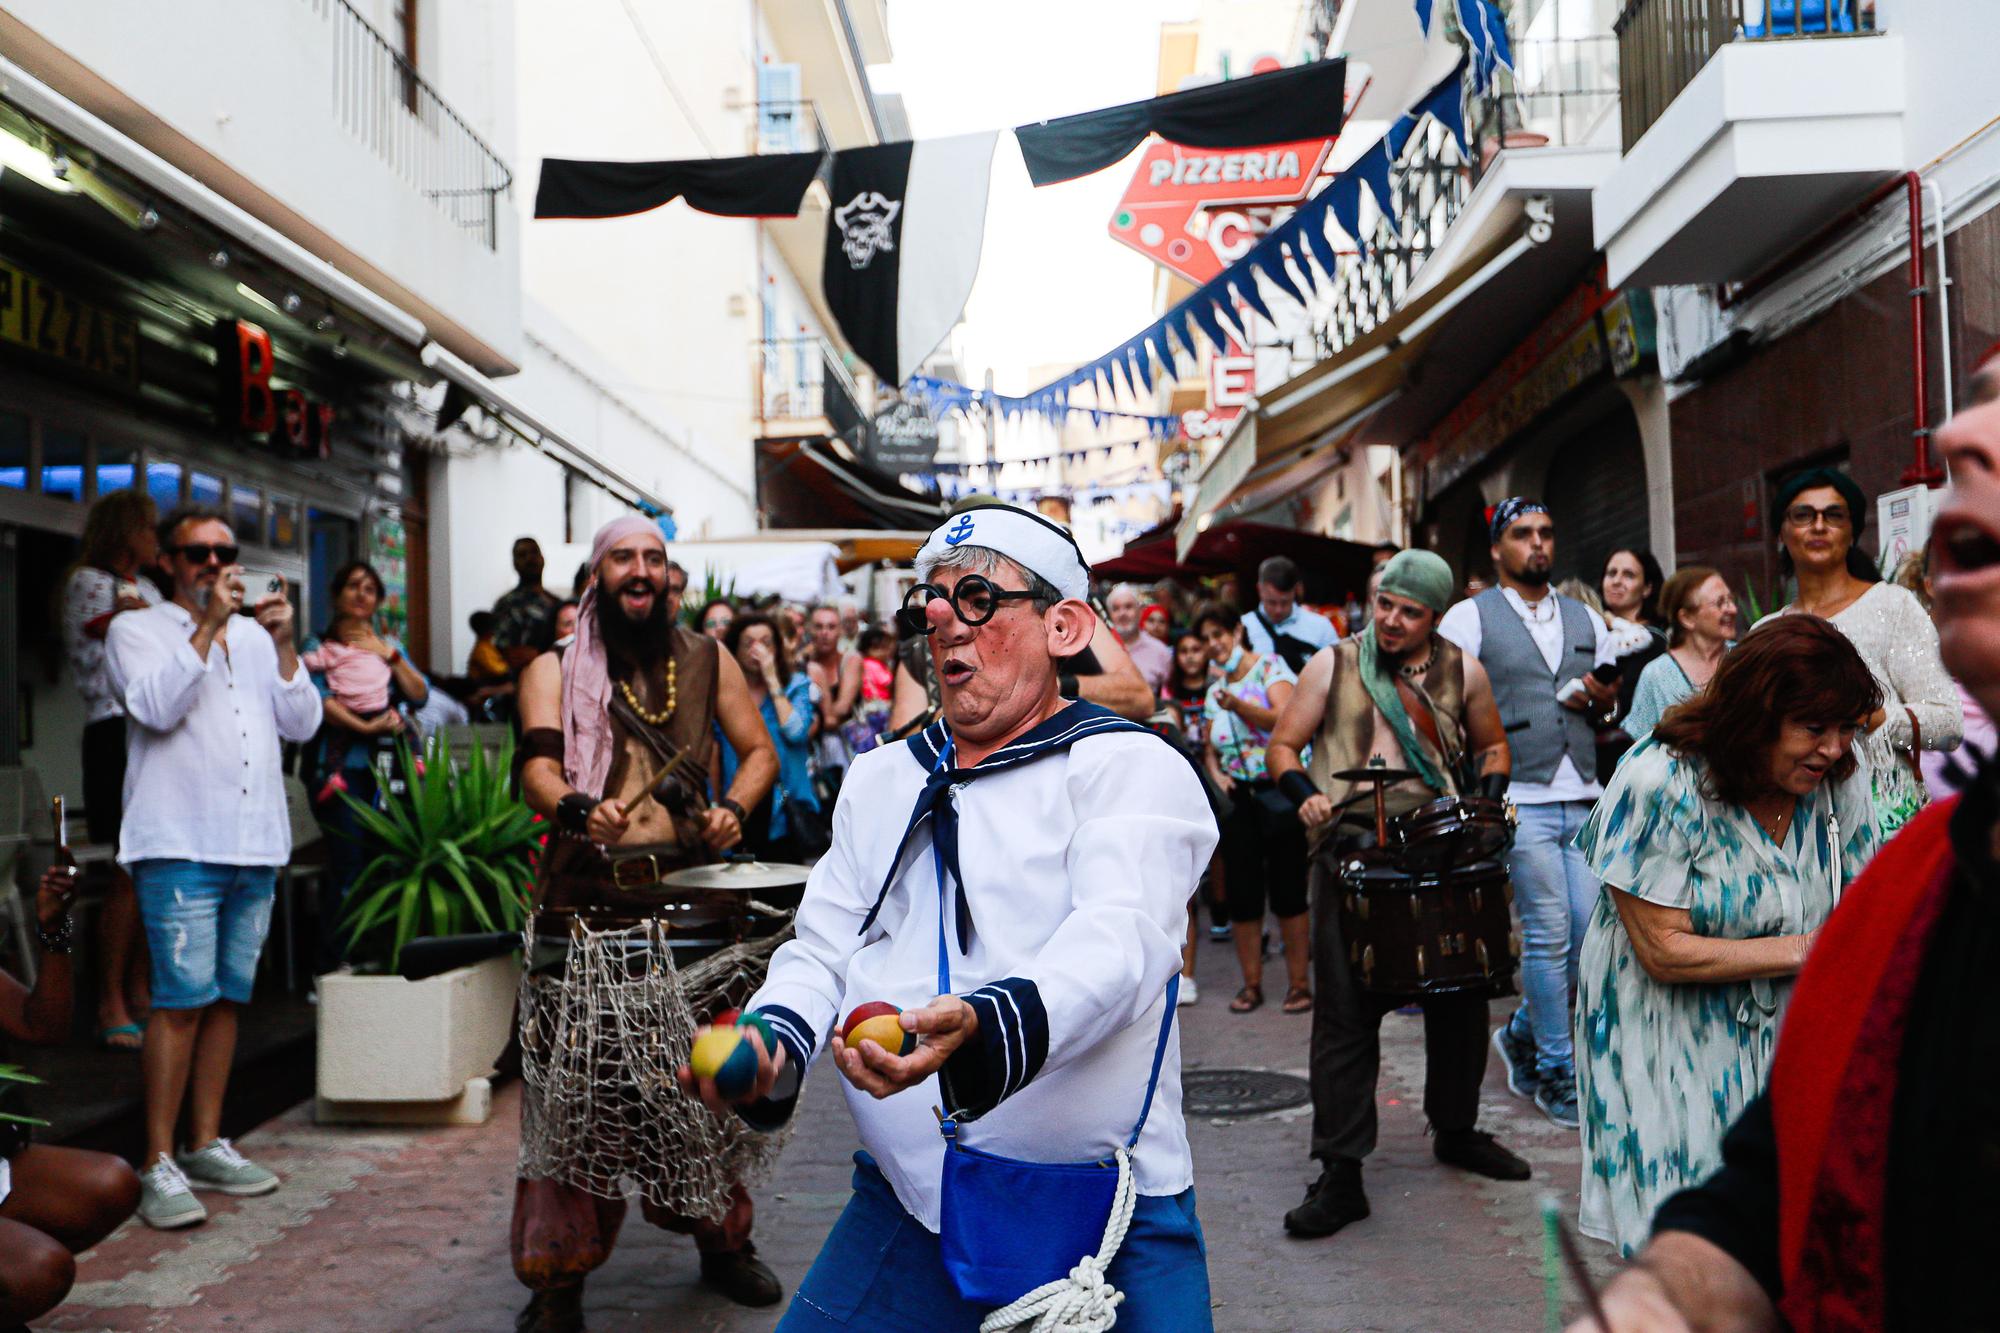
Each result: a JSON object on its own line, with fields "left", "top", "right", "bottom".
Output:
{"left": 172, "top": 543, "right": 240, "bottom": 565}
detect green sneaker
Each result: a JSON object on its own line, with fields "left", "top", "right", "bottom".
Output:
{"left": 138, "top": 1154, "right": 208, "bottom": 1229}
{"left": 174, "top": 1137, "right": 279, "bottom": 1197}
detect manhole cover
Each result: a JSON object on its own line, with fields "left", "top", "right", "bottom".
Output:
{"left": 1183, "top": 1068, "right": 1310, "bottom": 1117}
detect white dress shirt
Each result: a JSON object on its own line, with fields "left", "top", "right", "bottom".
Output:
{"left": 745, "top": 720, "right": 1217, "bottom": 1231}
{"left": 1438, "top": 586, "right": 1616, "bottom": 804}
{"left": 106, "top": 601, "right": 323, "bottom": 867}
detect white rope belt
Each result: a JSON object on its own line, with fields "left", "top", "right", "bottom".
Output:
{"left": 979, "top": 1148, "right": 1139, "bottom": 1333}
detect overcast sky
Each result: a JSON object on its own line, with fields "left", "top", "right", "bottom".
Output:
{"left": 873, "top": 1, "right": 1196, "bottom": 395}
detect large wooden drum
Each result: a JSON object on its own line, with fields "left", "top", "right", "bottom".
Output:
{"left": 1336, "top": 859, "right": 1520, "bottom": 999}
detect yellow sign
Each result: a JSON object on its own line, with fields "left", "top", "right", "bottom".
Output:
{"left": 0, "top": 258, "right": 138, "bottom": 386}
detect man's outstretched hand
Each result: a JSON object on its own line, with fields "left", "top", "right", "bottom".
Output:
{"left": 834, "top": 995, "right": 978, "bottom": 1099}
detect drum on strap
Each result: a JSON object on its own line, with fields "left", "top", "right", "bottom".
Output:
{"left": 1391, "top": 795, "right": 1516, "bottom": 873}
{"left": 1335, "top": 857, "right": 1519, "bottom": 999}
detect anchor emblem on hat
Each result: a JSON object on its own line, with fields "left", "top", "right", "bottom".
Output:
{"left": 944, "top": 515, "right": 975, "bottom": 546}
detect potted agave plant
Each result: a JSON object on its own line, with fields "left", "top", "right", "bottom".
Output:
{"left": 314, "top": 737, "right": 538, "bottom": 1125}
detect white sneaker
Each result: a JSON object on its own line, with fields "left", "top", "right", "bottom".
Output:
{"left": 138, "top": 1154, "right": 207, "bottom": 1229}
{"left": 1177, "top": 976, "right": 1199, "bottom": 1006}
{"left": 175, "top": 1136, "right": 280, "bottom": 1197}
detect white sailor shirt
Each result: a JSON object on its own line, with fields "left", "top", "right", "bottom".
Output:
{"left": 742, "top": 703, "right": 1218, "bottom": 1232}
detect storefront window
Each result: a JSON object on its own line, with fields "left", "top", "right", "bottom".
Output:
{"left": 0, "top": 412, "right": 26, "bottom": 490}
{"left": 269, "top": 496, "right": 301, "bottom": 549}
{"left": 231, "top": 483, "right": 263, "bottom": 544}
{"left": 96, "top": 444, "right": 136, "bottom": 495}
{"left": 40, "top": 426, "right": 86, "bottom": 504}
{"left": 145, "top": 461, "right": 183, "bottom": 512}
{"left": 190, "top": 471, "right": 224, "bottom": 509}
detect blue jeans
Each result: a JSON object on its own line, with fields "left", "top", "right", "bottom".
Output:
{"left": 1504, "top": 801, "right": 1597, "bottom": 1076}
{"left": 777, "top": 1153, "right": 1213, "bottom": 1332}
{"left": 130, "top": 861, "right": 278, "bottom": 1009}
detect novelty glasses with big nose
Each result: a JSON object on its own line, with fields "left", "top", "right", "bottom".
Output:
{"left": 896, "top": 574, "right": 1041, "bottom": 639}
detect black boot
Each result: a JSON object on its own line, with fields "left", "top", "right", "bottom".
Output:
{"left": 1433, "top": 1127, "right": 1532, "bottom": 1181}
{"left": 700, "top": 1242, "right": 784, "bottom": 1307}
{"left": 1283, "top": 1157, "right": 1370, "bottom": 1238}
{"left": 516, "top": 1282, "right": 585, "bottom": 1333}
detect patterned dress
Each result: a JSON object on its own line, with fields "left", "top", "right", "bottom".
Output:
{"left": 1571, "top": 739, "right": 1879, "bottom": 1254}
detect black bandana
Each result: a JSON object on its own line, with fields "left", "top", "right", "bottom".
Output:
{"left": 1488, "top": 496, "right": 1550, "bottom": 544}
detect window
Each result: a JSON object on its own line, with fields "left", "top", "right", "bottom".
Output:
{"left": 231, "top": 483, "right": 263, "bottom": 545}
{"left": 268, "top": 495, "right": 301, "bottom": 550}
{"left": 96, "top": 444, "right": 136, "bottom": 495}
{"left": 189, "top": 471, "right": 223, "bottom": 509}
{"left": 145, "top": 461, "right": 183, "bottom": 512}
{"left": 40, "top": 425, "right": 86, "bottom": 503}
{"left": 0, "top": 412, "right": 26, "bottom": 490}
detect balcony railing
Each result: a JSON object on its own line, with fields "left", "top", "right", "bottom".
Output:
{"left": 756, "top": 100, "right": 832, "bottom": 156}
{"left": 754, "top": 338, "right": 864, "bottom": 435}
{"left": 1616, "top": 0, "right": 1881, "bottom": 148}
{"left": 1468, "top": 36, "right": 1621, "bottom": 186}
{"left": 306, "top": 0, "right": 514, "bottom": 249}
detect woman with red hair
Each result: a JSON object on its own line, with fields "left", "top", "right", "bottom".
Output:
{"left": 1570, "top": 616, "right": 1882, "bottom": 1255}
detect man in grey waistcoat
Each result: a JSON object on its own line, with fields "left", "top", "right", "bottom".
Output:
{"left": 1437, "top": 498, "right": 1618, "bottom": 1130}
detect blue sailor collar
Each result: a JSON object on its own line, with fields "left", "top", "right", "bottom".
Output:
{"left": 859, "top": 701, "right": 1155, "bottom": 952}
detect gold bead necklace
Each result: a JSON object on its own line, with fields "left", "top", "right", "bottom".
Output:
{"left": 618, "top": 657, "right": 678, "bottom": 726}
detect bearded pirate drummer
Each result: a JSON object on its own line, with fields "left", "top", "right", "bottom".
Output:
{"left": 1265, "top": 549, "right": 1529, "bottom": 1241}
{"left": 512, "top": 516, "right": 782, "bottom": 1330}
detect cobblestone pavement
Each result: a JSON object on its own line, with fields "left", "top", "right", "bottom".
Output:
{"left": 48, "top": 936, "right": 1617, "bottom": 1332}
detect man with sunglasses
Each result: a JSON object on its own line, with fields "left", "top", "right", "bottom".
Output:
{"left": 105, "top": 507, "right": 322, "bottom": 1229}
{"left": 681, "top": 503, "right": 1221, "bottom": 1330}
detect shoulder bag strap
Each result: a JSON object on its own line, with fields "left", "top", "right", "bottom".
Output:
{"left": 1125, "top": 973, "right": 1180, "bottom": 1148}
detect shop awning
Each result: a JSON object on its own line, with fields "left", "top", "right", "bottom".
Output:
{"left": 757, "top": 437, "right": 947, "bottom": 531}
{"left": 1175, "top": 222, "right": 1538, "bottom": 555}
{"left": 1100, "top": 518, "right": 1380, "bottom": 602}
{"left": 421, "top": 343, "right": 669, "bottom": 514}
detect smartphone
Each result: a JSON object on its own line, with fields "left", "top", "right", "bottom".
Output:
{"left": 236, "top": 568, "right": 285, "bottom": 603}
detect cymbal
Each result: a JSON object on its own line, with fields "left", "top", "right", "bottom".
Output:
{"left": 660, "top": 860, "right": 813, "bottom": 891}
{"left": 1329, "top": 765, "right": 1421, "bottom": 785}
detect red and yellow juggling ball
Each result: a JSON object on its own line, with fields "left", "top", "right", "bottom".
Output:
{"left": 840, "top": 1001, "right": 915, "bottom": 1056}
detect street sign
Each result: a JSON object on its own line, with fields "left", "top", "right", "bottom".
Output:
{"left": 1107, "top": 136, "right": 1336, "bottom": 285}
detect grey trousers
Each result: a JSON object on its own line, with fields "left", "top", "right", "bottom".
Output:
{"left": 1307, "top": 862, "right": 1492, "bottom": 1162}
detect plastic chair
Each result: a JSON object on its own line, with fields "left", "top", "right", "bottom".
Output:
{"left": 1744, "top": 0, "right": 1856, "bottom": 38}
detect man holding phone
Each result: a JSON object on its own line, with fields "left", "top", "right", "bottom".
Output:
{"left": 1437, "top": 499, "right": 1619, "bottom": 1130}
{"left": 106, "top": 507, "right": 322, "bottom": 1229}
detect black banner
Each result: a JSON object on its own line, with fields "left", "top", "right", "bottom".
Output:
{"left": 820, "top": 142, "right": 913, "bottom": 386}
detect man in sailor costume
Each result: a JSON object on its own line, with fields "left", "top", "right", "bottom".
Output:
{"left": 681, "top": 503, "right": 1220, "bottom": 1331}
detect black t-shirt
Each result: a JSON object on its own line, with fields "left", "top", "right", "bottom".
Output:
{"left": 1652, "top": 790, "right": 2000, "bottom": 1327}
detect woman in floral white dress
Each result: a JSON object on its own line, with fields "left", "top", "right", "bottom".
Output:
{"left": 1572, "top": 618, "right": 1881, "bottom": 1255}
{"left": 1755, "top": 468, "right": 1960, "bottom": 833}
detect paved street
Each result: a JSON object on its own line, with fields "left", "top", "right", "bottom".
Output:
{"left": 47, "top": 938, "right": 1613, "bottom": 1332}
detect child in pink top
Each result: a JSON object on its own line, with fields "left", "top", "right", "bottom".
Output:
{"left": 302, "top": 637, "right": 397, "bottom": 801}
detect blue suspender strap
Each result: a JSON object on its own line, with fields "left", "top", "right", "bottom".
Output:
{"left": 932, "top": 741, "right": 954, "bottom": 998}
{"left": 1126, "top": 973, "right": 1179, "bottom": 1149}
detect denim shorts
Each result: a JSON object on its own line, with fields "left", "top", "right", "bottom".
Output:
{"left": 130, "top": 861, "right": 278, "bottom": 1008}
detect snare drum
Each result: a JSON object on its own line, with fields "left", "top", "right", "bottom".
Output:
{"left": 1336, "top": 859, "right": 1518, "bottom": 999}
{"left": 1391, "top": 796, "right": 1516, "bottom": 873}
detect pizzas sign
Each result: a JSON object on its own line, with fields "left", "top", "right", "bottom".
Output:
{"left": 1109, "top": 135, "right": 1336, "bottom": 285}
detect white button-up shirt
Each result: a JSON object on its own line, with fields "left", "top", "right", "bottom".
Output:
{"left": 106, "top": 601, "right": 323, "bottom": 867}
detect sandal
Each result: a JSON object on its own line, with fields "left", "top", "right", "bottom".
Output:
{"left": 97, "top": 1022, "right": 144, "bottom": 1052}
{"left": 1282, "top": 987, "right": 1314, "bottom": 1014}
{"left": 1230, "top": 984, "right": 1264, "bottom": 1014}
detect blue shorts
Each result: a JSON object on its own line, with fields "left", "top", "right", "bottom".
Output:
{"left": 130, "top": 861, "right": 278, "bottom": 1009}
{"left": 778, "top": 1152, "right": 1213, "bottom": 1332}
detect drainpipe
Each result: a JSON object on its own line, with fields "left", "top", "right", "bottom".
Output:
{"left": 1902, "top": 172, "right": 1943, "bottom": 486}
{"left": 1923, "top": 177, "right": 1955, "bottom": 424}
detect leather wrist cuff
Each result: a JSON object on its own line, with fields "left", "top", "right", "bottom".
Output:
{"left": 719, "top": 797, "right": 748, "bottom": 824}
{"left": 556, "top": 792, "right": 598, "bottom": 835}
{"left": 1276, "top": 769, "right": 1320, "bottom": 809}
{"left": 1478, "top": 772, "right": 1510, "bottom": 802}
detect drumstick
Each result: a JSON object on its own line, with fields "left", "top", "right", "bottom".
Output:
{"left": 627, "top": 747, "right": 705, "bottom": 816}
{"left": 1541, "top": 1197, "right": 1611, "bottom": 1331}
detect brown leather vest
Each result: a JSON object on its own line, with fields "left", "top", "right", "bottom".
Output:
{"left": 1308, "top": 634, "right": 1468, "bottom": 819}
{"left": 538, "top": 627, "right": 721, "bottom": 916}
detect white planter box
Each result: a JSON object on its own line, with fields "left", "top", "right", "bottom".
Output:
{"left": 316, "top": 955, "right": 519, "bottom": 1105}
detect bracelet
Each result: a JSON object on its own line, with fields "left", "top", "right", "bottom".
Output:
{"left": 1276, "top": 769, "right": 1320, "bottom": 809}
{"left": 718, "top": 797, "right": 747, "bottom": 825}
{"left": 556, "top": 792, "right": 599, "bottom": 835}
{"left": 36, "top": 914, "right": 74, "bottom": 956}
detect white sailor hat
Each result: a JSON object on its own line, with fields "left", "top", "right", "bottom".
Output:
{"left": 915, "top": 503, "right": 1093, "bottom": 604}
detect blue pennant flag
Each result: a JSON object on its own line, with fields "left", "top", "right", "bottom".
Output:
{"left": 1355, "top": 142, "right": 1396, "bottom": 223}
{"left": 1414, "top": 0, "right": 1436, "bottom": 33}
{"left": 1327, "top": 173, "right": 1369, "bottom": 256}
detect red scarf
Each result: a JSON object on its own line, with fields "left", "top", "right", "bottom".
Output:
{"left": 1770, "top": 798, "right": 1958, "bottom": 1330}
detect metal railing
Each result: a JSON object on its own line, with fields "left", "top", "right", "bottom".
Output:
{"left": 1468, "top": 36, "right": 1621, "bottom": 186}
{"left": 1616, "top": 0, "right": 1881, "bottom": 148}
{"left": 308, "top": 0, "right": 514, "bottom": 249}
{"left": 754, "top": 338, "right": 863, "bottom": 431}
{"left": 756, "top": 100, "right": 831, "bottom": 156}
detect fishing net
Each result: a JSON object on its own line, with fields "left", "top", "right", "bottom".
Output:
{"left": 516, "top": 910, "right": 796, "bottom": 1220}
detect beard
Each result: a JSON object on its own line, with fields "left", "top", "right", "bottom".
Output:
{"left": 597, "top": 581, "right": 671, "bottom": 666}
{"left": 1510, "top": 561, "right": 1552, "bottom": 589}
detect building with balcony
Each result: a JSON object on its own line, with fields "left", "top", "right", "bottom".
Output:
{"left": 1590, "top": 0, "right": 2000, "bottom": 587}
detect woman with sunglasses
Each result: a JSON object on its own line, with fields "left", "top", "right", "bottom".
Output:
{"left": 1755, "top": 468, "right": 1960, "bottom": 833}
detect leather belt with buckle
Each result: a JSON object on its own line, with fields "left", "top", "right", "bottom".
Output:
{"left": 610, "top": 852, "right": 671, "bottom": 890}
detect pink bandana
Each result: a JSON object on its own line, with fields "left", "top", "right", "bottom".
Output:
{"left": 562, "top": 516, "right": 667, "bottom": 798}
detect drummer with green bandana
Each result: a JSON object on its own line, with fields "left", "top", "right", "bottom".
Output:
{"left": 1265, "top": 549, "right": 1527, "bottom": 1241}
